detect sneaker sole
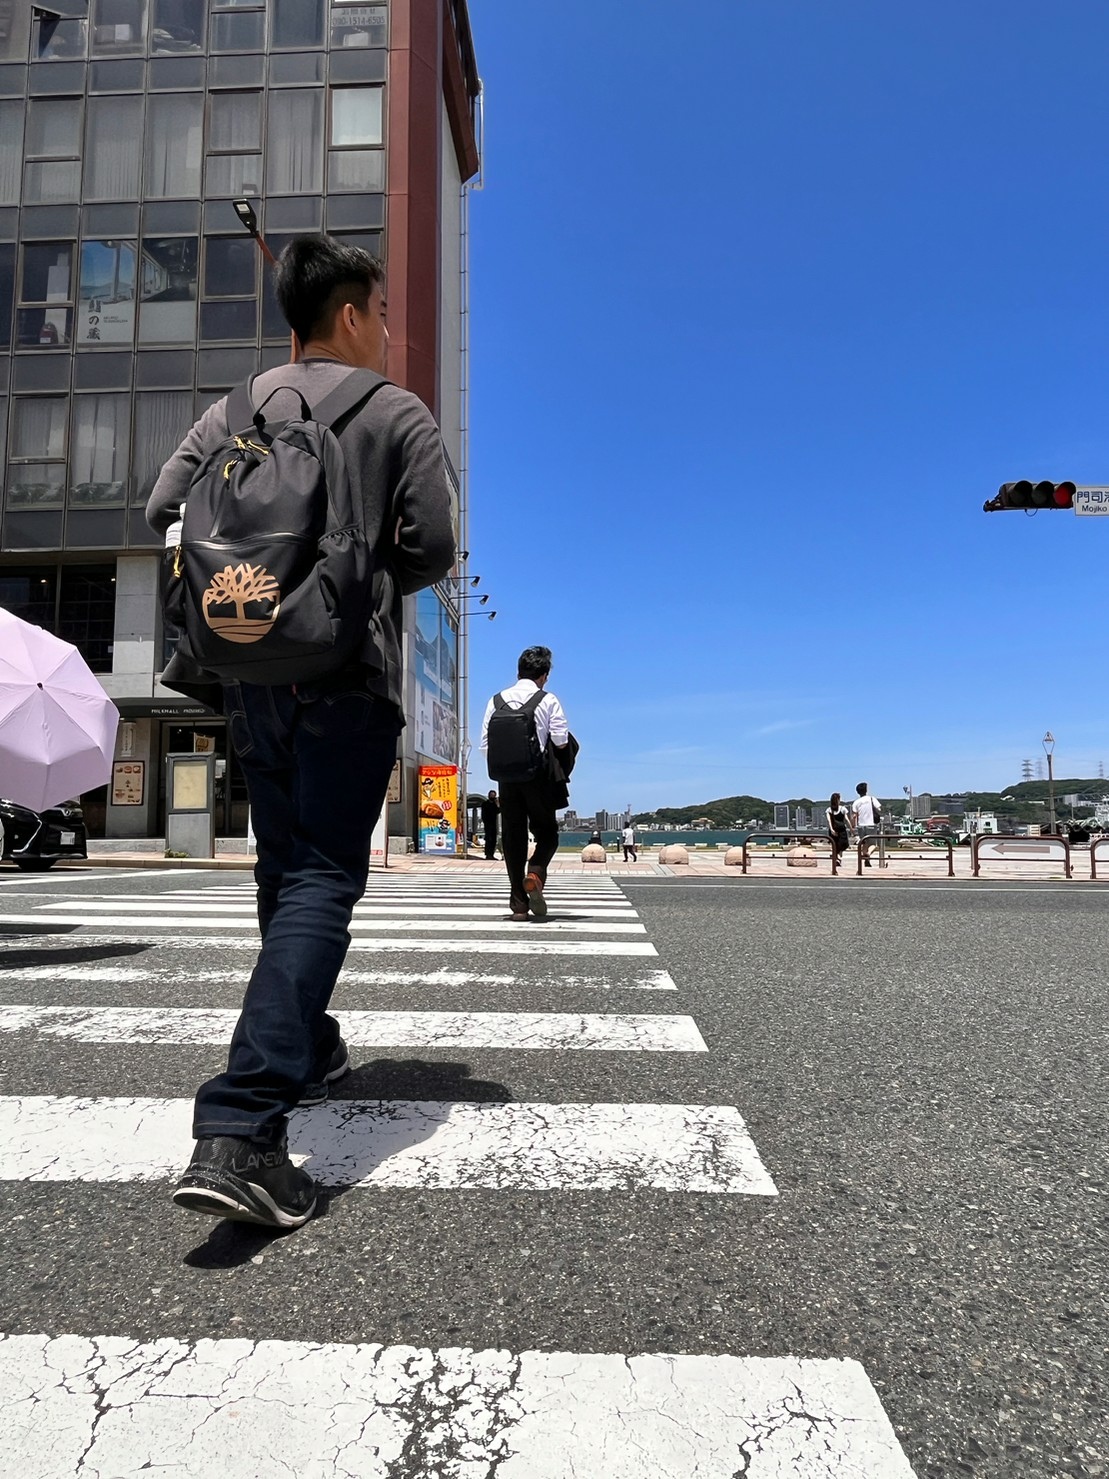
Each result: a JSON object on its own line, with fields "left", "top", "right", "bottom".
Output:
{"left": 172, "top": 1178, "right": 317, "bottom": 1230}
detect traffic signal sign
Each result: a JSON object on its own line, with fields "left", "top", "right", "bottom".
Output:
{"left": 983, "top": 480, "right": 1076, "bottom": 512}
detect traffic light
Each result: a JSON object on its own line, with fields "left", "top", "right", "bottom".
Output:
{"left": 983, "top": 480, "right": 1076, "bottom": 512}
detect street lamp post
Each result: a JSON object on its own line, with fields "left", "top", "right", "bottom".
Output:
{"left": 1042, "top": 731, "right": 1057, "bottom": 833}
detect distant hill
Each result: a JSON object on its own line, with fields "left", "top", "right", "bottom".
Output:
{"left": 632, "top": 778, "right": 1107, "bottom": 829}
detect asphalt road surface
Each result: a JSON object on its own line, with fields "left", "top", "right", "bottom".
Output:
{"left": 0, "top": 865, "right": 1104, "bottom": 1478}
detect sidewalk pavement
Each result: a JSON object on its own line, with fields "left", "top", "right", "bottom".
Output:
{"left": 63, "top": 841, "right": 1104, "bottom": 884}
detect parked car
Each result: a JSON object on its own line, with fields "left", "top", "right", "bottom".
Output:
{"left": 0, "top": 797, "right": 88, "bottom": 870}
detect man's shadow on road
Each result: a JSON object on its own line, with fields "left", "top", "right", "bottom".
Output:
{"left": 182, "top": 1058, "right": 511, "bottom": 1270}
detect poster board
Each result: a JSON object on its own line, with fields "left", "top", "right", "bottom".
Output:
{"left": 111, "top": 761, "right": 145, "bottom": 806}
{"left": 418, "top": 765, "right": 458, "bottom": 853}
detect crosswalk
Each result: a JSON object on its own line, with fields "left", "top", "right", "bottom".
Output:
{"left": 0, "top": 869, "right": 917, "bottom": 1476}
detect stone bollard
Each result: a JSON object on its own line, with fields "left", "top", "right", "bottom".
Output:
{"left": 787, "top": 844, "right": 818, "bottom": 868}
{"left": 582, "top": 844, "right": 607, "bottom": 863}
{"left": 659, "top": 844, "right": 690, "bottom": 866}
{"left": 724, "top": 846, "right": 745, "bottom": 867}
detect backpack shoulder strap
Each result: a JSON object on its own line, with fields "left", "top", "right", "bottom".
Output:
{"left": 224, "top": 376, "right": 257, "bottom": 434}
{"left": 521, "top": 689, "right": 548, "bottom": 714}
{"left": 493, "top": 693, "right": 509, "bottom": 711}
{"left": 313, "top": 369, "right": 392, "bottom": 431}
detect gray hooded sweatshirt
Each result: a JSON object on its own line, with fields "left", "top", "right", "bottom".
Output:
{"left": 146, "top": 359, "right": 457, "bottom": 716}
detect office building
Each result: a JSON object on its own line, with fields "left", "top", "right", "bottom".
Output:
{"left": 0, "top": 0, "right": 480, "bottom": 839}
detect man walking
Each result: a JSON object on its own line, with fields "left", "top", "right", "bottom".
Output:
{"left": 481, "top": 790, "right": 500, "bottom": 860}
{"left": 147, "top": 236, "right": 455, "bottom": 1229}
{"left": 851, "top": 781, "right": 883, "bottom": 868}
{"left": 622, "top": 822, "right": 638, "bottom": 863}
{"left": 481, "top": 646, "right": 570, "bottom": 920}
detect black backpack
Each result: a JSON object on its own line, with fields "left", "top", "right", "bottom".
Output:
{"left": 163, "top": 370, "right": 389, "bottom": 685}
{"left": 486, "top": 689, "right": 547, "bottom": 784}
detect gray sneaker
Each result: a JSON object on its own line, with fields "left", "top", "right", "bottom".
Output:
{"left": 524, "top": 871, "right": 548, "bottom": 918}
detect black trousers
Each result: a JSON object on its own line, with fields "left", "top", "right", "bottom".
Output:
{"left": 483, "top": 817, "right": 498, "bottom": 860}
{"left": 499, "top": 777, "right": 560, "bottom": 911}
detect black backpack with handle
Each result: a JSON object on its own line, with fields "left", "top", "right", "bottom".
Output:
{"left": 163, "top": 370, "right": 389, "bottom": 685}
{"left": 486, "top": 689, "right": 547, "bottom": 784}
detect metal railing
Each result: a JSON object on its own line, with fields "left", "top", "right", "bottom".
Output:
{"left": 740, "top": 831, "right": 839, "bottom": 875}
{"left": 1086, "top": 836, "right": 1109, "bottom": 880}
{"left": 971, "top": 832, "right": 1072, "bottom": 880}
{"left": 857, "top": 832, "right": 956, "bottom": 877}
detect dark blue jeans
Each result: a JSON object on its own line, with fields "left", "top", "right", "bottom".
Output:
{"left": 193, "top": 679, "right": 400, "bottom": 1143}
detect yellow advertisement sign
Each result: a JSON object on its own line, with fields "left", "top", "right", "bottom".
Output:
{"left": 418, "top": 765, "right": 458, "bottom": 854}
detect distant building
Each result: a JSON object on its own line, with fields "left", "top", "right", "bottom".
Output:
{"left": 911, "top": 792, "right": 932, "bottom": 820}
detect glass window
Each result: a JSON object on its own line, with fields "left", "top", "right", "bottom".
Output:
{"left": 331, "top": 3, "right": 387, "bottom": 48}
{"left": 13, "top": 398, "right": 67, "bottom": 460}
{"left": 199, "top": 298, "right": 257, "bottom": 341}
{"left": 33, "top": 18, "right": 89, "bottom": 61}
{"left": 151, "top": 0, "right": 205, "bottom": 53}
{"left": 269, "top": 53, "right": 326, "bottom": 86}
{"left": 0, "top": 100, "right": 23, "bottom": 205}
{"left": 20, "top": 242, "right": 74, "bottom": 305}
{"left": 24, "top": 161, "right": 81, "bottom": 206}
{"left": 0, "top": 242, "right": 13, "bottom": 348}
{"left": 70, "top": 394, "right": 130, "bottom": 504}
{"left": 267, "top": 90, "right": 324, "bottom": 194}
{"left": 84, "top": 96, "right": 144, "bottom": 200}
{"left": 328, "top": 149, "right": 384, "bottom": 193}
{"left": 78, "top": 241, "right": 137, "bottom": 346}
{"left": 205, "top": 154, "right": 262, "bottom": 197}
{"left": 273, "top": 0, "right": 325, "bottom": 49}
{"left": 210, "top": 12, "right": 264, "bottom": 51}
{"left": 138, "top": 236, "right": 198, "bottom": 343}
{"left": 144, "top": 93, "right": 203, "bottom": 198}
{"left": 209, "top": 91, "right": 261, "bottom": 151}
{"left": 331, "top": 87, "right": 383, "bottom": 147}
{"left": 26, "top": 99, "right": 83, "bottom": 159}
{"left": 58, "top": 567, "right": 116, "bottom": 671}
{"left": 203, "top": 237, "right": 256, "bottom": 297}
{"left": 0, "top": 569, "right": 57, "bottom": 630}
{"left": 90, "top": 59, "right": 146, "bottom": 92}
{"left": 91, "top": 0, "right": 147, "bottom": 55}
{"left": 132, "top": 390, "right": 191, "bottom": 503}
{"left": 7, "top": 464, "right": 67, "bottom": 507}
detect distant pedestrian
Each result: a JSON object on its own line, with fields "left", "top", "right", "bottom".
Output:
{"left": 149, "top": 235, "right": 455, "bottom": 1231}
{"left": 481, "top": 790, "right": 500, "bottom": 860}
{"left": 622, "top": 823, "right": 638, "bottom": 862}
{"left": 481, "top": 645, "right": 573, "bottom": 920}
{"left": 826, "top": 792, "right": 850, "bottom": 865}
{"left": 588, "top": 829, "right": 604, "bottom": 849}
{"left": 851, "top": 781, "right": 882, "bottom": 867}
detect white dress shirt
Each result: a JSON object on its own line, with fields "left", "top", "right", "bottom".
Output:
{"left": 480, "top": 679, "right": 569, "bottom": 755}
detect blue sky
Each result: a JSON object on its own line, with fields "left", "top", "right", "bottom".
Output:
{"left": 464, "top": 0, "right": 1109, "bottom": 811}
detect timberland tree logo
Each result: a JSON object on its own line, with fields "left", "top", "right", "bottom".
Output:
{"left": 202, "top": 562, "right": 281, "bottom": 643}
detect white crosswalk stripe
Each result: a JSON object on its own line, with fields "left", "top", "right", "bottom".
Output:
{"left": 0, "top": 869, "right": 915, "bottom": 1476}
{"left": 0, "top": 1005, "right": 707, "bottom": 1051}
{"left": 1, "top": 1335, "right": 916, "bottom": 1479}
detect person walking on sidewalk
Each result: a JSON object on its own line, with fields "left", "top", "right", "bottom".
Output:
{"left": 851, "top": 781, "right": 882, "bottom": 867}
{"left": 481, "top": 790, "right": 500, "bottom": 860}
{"left": 826, "top": 792, "right": 850, "bottom": 865}
{"left": 147, "top": 236, "right": 455, "bottom": 1230}
{"left": 481, "top": 645, "right": 572, "bottom": 921}
{"left": 622, "top": 822, "right": 638, "bottom": 863}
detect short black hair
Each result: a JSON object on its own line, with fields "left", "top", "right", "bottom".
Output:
{"left": 274, "top": 234, "right": 385, "bottom": 345}
{"left": 856, "top": 782, "right": 868, "bottom": 795}
{"left": 518, "top": 645, "right": 552, "bottom": 681}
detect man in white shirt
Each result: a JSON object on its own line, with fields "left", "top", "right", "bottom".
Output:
{"left": 622, "top": 823, "right": 638, "bottom": 862}
{"left": 851, "top": 781, "right": 882, "bottom": 867}
{"left": 481, "top": 645, "right": 570, "bottom": 920}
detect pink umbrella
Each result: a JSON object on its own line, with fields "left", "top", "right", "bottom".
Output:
{"left": 0, "top": 607, "right": 119, "bottom": 812}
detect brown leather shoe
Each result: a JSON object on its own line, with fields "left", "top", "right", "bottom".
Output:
{"left": 508, "top": 911, "right": 530, "bottom": 922}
